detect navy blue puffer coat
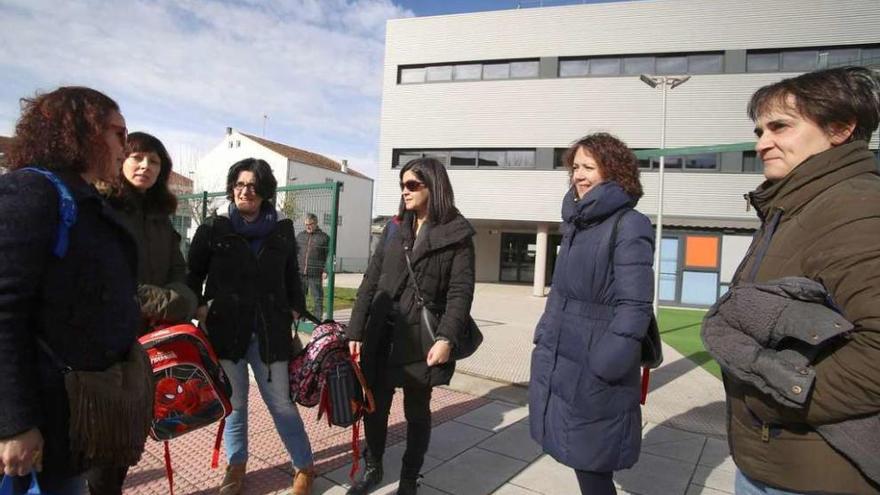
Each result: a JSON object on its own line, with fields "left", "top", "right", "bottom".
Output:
{"left": 529, "top": 181, "right": 654, "bottom": 472}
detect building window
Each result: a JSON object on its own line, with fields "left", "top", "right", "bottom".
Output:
{"left": 399, "top": 59, "right": 539, "bottom": 84}
{"left": 639, "top": 153, "right": 718, "bottom": 171}
{"left": 324, "top": 178, "right": 344, "bottom": 192}
{"left": 681, "top": 271, "right": 720, "bottom": 306}
{"left": 393, "top": 149, "right": 536, "bottom": 169}
{"left": 742, "top": 151, "right": 764, "bottom": 173}
{"left": 747, "top": 44, "right": 880, "bottom": 72}
{"left": 659, "top": 238, "right": 679, "bottom": 302}
{"left": 561, "top": 51, "right": 723, "bottom": 77}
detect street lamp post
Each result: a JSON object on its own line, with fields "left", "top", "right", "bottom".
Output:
{"left": 640, "top": 74, "right": 690, "bottom": 315}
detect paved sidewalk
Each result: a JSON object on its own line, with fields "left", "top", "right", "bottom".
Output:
{"left": 125, "top": 276, "right": 733, "bottom": 494}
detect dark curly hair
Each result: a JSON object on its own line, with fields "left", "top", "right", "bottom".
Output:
{"left": 563, "top": 132, "right": 643, "bottom": 199}
{"left": 110, "top": 132, "right": 178, "bottom": 215}
{"left": 226, "top": 158, "right": 277, "bottom": 203}
{"left": 8, "top": 86, "right": 120, "bottom": 174}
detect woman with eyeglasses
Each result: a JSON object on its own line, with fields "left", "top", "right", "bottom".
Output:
{"left": 186, "top": 158, "right": 315, "bottom": 495}
{"left": 529, "top": 133, "right": 654, "bottom": 495}
{"left": 346, "top": 158, "right": 476, "bottom": 495}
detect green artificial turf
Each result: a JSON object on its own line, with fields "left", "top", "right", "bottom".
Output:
{"left": 657, "top": 307, "right": 721, "bottom": 379}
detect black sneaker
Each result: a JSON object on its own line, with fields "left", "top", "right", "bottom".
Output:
{"left": 346, "top": 461, "right": 383, "bottom": 495}
{"left": 395, "top": 477, "right": 419, "bottom": 495}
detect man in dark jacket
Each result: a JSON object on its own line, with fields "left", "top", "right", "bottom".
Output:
{"left": 296, "top": 213, "right": 330, "bottom": 319}
{"left": 718, "top": 67, "right": 880, "bottom": 494}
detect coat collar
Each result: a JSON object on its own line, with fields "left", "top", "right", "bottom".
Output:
{"left": 561, "top": 181, "right": 636, "bottom": 232}
{"left": 749, "top": 141, "right": 878, "bottom": 219}
{"left": 406, "top": 213, "right": 475, "bottom": 264}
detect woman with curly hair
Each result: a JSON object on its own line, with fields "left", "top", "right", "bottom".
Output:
{"left": 0, "top": 87, "right": 153, "bottom": 494}
{"left": 529, "top": 133, "right": 655, "bottom": 495}
{"left": 87, "top": 131, "right": 198, "bottom": 494}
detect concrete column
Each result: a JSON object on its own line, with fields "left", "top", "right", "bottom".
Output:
{"left": 533, "top": 223, "right": 549, "bottom": 297}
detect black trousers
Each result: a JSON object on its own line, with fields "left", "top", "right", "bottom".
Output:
{"left": 363, "top": 384, "right": 432, "bottom": 480}
{"left": 575, "top": 469, "right": 616, "bottom": 495}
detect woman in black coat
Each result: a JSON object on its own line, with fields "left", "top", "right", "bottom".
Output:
{"left": 346, "top": 158, "right": 476, "bottom": 495}
{"left": 0, "top": 87, "right": 146, "bottom": 495}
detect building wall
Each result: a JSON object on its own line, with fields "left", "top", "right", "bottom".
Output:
{"left": 474, "top": 228, "right": 502, "bottom": 282}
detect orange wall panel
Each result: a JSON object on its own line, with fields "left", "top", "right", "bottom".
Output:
{"left": 685, "top": 236, "right": 719, "bottom": 268}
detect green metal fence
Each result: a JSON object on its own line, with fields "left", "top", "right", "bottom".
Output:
{"left": 173, "top": 181, "right": 342, "bottom": 323}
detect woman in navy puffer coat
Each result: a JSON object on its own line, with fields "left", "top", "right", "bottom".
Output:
{"left": 529, "top": 133, "right": 655, "bottom": 495}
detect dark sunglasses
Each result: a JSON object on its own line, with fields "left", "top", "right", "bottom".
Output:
{"left": 400, "top": 180, "right": 426, "bottom": 192}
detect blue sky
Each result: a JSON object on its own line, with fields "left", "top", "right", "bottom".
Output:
{"left": 0, "top": 0, "right": 624, "bottom": 184}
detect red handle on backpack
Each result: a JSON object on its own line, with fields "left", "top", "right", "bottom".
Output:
{"left": 350, "top": 351, "right": 375, "bottom": 414}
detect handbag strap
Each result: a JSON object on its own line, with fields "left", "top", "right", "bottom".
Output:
{"left": 403, "top": 247, "right": 427, "bottom": 307}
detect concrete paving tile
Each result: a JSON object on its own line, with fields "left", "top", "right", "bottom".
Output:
{"left": 478, "top": 420, "right": 543, "bottom": 463}
{"left": 614, "top": 452, "right": 695, "bottom": 495}
{"left": 422, "top": 447, "right": 527, "bottom": 495}
{"left": 426, "top": 420, "right": 495, "bottom": 460}
{"left": 697, "top": 437, "right": 735, "bottom": 473}
{"left": 692, "top": 465, "right": 736, "bottom": 493}
{"left": 453, "top": 400, "right": 529, "bottom": 432}
{"left": 509, "top": 454, "right": 580, "bottom": 495}
{"left": 641, "top": 423, "right": 707, "bottom": 464}
{"left": 686, "top": 484, "right": 733, "bottom": 495}
{"left": 312, "top": 476, "right": 349, "bottom": 494}
{"left": 324, "top": 442, "right": 443, "bottom": 492}
{"left": 492, "top": 483, "right": 542, "bottom": 494}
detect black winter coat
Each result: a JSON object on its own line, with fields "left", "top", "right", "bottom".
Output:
{"left": 186, "top": 212, "right": 306, "bottom": 364}
{"left": 0, "top": 170, "right": 140, "bottom": 477}
{"left": 348, "top": 212, "right": 476, "bottom": 388}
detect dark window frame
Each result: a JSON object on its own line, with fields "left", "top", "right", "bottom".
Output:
{"left": 392, "top": 148, "right": 538, "bottom": 169}
{"left": 397, "top": 58, "right": 541, "bottom": 85}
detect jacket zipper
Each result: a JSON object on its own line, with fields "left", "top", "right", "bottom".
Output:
{"left": 228, "top": 233, "right": 274, "bottom": 381}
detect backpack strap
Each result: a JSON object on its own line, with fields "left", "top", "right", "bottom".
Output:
{"left": 21, "top": 167, "right": 77, "bottom": 258}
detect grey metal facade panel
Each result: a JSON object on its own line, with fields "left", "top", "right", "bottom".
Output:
{"left": 384, "top": 0, "right": 880, "bottom": 65}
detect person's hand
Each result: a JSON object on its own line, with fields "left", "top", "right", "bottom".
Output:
{"left": 349, "top": 341, "right": 362, "bottom": 361}
{"left": 195, "top": 305, "right": 208, "bottom": 332}
{"left": 426, "top": 340, "right": 452, "bottom": 367}
{"left": 0, "top": 428, "right": 44, "bottom": 476}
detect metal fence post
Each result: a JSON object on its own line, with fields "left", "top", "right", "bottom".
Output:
{"left": 325, "top": 181, "right": 342, "bottom": 319}
{"left": 201, "top": 191, "right": 208, "bottom": 222}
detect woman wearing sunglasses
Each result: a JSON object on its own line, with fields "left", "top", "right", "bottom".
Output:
{"left": 529, "top": 133, "right": 654, "bottom": 495}
{"left": 347, "top": 158, "right": 476, "bottom": 495}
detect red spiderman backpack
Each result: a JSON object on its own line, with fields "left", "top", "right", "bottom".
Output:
{"left": 139, "top": 323, "right": 233, "bottom": 495}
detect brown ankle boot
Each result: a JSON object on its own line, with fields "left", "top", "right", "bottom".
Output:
{"left": 292, "top": 466, "right": 316, "bottom": 495}
{"left": 219, "top": 463, "right": 247, "bottom": 495}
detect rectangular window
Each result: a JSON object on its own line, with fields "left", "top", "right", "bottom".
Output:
{"left": 688, "top": 53, "right": 723, "bottom": 74}
{"left": 684, "top": 153, "right": 718, "bottom": 170}
{"left": 747, "top": 52, "right": 780, "bottom": 72}
{"left": 657, "top": 55, "right": 687, "bottom": 74}
{"left": 659, "top": 238, "right": 679, "bottom": 301}
{"left": 450, "top": 150, "right": 477, "bottom": 166}
{"left": 423, "top": 150, "right": 449, "bottom": 166}
{"left": 863, "top": 47, "right": 880, "bottom": 65}
{"left": 396, "top": 151, "right": 422, "bottom": 168}
{"left": 559, "top": 59, "right": 589, "bottom": 77}
{"left": 742, "top": 151, "right": 764, "bottom": 173}
{"left": 400, "top": 67, "right": 426, "bottom": 84}
{"left": 782, "top": 50, "right": 818, "bottom": 71}
{"left": 622, "top": 56, "right": 654, "bottom": 75}
{"left": 478, "top": 150, "right": 505, "bottom": 167}
{"left": 506, "top": 150, "right": 536, "bottom": 168}
{"left": 826, "top": 47, "right": 860, "bottom": 67}
{"left": 510, "top": 61, "right": 539, "bottom": 78}
{"left": 589, "top": 57, "right": 620, "bottom": 75}
{"left": 554, "top": 148, "right": 568, "bottom": 168}
{"left": 681, "top": 271, "right": 719, "bottom": 306}
{"left": 483, "top": 63, "right": 510, "bottom": 80}
{"left": 426, "top": 65, "right": 453, "bottom": 82}
{"left": 652, "top": 156, "right": 682, "bottom": 169}
{"left": 453, "top": 64, "right": 482, "bottom": 80}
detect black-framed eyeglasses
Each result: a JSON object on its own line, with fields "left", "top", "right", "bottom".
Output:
{"left": 233, "top": 182, "right": 257, "bottom": 193}
{"left": 400, "top": 180, "right": 426, "bottom": 192}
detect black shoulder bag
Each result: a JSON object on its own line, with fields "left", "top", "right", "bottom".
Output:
{"left": 403, "top": 246, "right": 483, "bottom": 360}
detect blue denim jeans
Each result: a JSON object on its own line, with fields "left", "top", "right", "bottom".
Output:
{"left": 7, "top": 473, "right": 85, "bottom": 495}
{"left": 220, "top": 334, "right": 313, "bottom": 469}
{"left": 735, "top": 470, "right": 809, "bottom": 495}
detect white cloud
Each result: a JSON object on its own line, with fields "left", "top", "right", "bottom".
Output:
{"left": 0, "top": 0, "right": 414, "bottom": 180}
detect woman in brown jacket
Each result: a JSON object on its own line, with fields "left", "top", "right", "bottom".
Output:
{"left": 721, "top": 66, "right": 880, "bottom": 494}
{"left": 87, "top": 131, "right": 197, "bottom": 494}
